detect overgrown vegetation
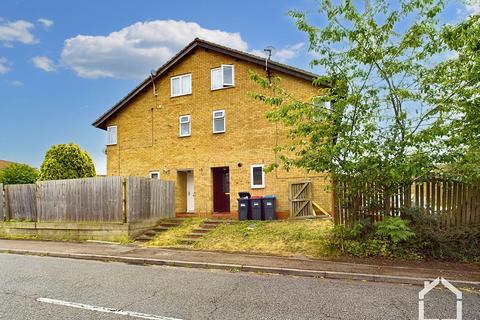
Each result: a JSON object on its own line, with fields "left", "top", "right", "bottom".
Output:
{"left": 329, "top": 211, "right": 480, "bottom": 262}
{"left": 195, "top": 219, "right": 333, "bottom": 257}
{"left": 145, "top": 218, "right": 205, "bottom": 247}
{"left": 39, "top": 143, "right": 96, "bottom": 180}
{"left": 0, "top": 163, "right": 38, "bottom": 185}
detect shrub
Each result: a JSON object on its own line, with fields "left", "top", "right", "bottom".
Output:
{"left": 39, "top": 143, "right": 96, "bottom": 180}
{"left": 330, "top": 208, "right": 480, "bottom": 262}
{"left": 0, "top": 163, "right": 39, "bottom": 184}
{"left": 403, "top": 208, "right": 480, "bottom": 262}
{"left": 374, "top": 217, "right": 415, "bottom": 244}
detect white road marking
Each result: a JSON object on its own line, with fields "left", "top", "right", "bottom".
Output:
{"left": 36, "top": 297, "right": 182, "bottom": 320}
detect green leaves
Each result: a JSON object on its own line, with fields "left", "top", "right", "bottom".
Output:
{"left": 0, "top": 163, "right": 38, "bottom": 185}
{"left": 252, "top": 0, "right": 480, "bottom": 198}
{"left": 39, "top": 143, "right": 96, "bottom": 181}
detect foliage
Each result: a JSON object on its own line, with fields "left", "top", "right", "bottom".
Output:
{"left": 374, "top": 217, "right": 415, "bottom": 243}
{"left": 403, "top": 208, "right": 480, "bottom": 262}
{"left": 250, "top": 0, "right": 480, "bottom": 197}
{"left": 39, "top": 143, "right": 96, "bottom": 181}
{"left": 329, "top": 220, "right": 397, "bottom": 257}
{"left": 0, "top": 163, "right": 38, "bottom": 185}
{"left": 330, "top": 210, "right": 480, "bottom": 261}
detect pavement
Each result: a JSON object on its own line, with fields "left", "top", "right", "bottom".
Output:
{"left": 1, "top": 253, "right": 479, "bottom": 320}
{"left": 0, "top": 239, "right": 479, "bottom": 288}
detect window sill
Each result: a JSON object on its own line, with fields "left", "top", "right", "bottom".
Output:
{"left": 179, "top": 135, "right": 191, "bottom": 138}
{"left": 251, "top": 185, "right": 265, "bottom": 189}
{"left": 213, "top": 131, "right": 226, "bottom": 134}
{"left": 210, "top": 86, "right": 235, "bottom": 92}
{"left": 171, "top": 93, "right": 192, "bottom": 98}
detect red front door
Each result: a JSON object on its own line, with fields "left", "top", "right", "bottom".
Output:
{"left": 212, "top": 167, "right": 230, "bottom": 212}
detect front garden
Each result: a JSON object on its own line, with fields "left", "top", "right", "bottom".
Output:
{"left": 144, "top": 215, "right": 480, "bottom": 263}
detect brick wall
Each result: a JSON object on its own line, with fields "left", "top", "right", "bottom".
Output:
{"left": 105, "top": 48, "right": 332, "bottom": 215}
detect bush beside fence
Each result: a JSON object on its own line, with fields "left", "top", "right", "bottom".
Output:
{"left": 335, "top": 179, "right": 480, "bottom": 228}
{"left": 1, "top": 176, "right": 175, "bottom": 223}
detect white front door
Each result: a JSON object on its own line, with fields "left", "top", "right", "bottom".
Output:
{"left": 186, "top": 171, "right": 194, "bottom": 212}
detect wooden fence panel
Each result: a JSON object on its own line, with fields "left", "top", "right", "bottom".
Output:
{"left": 0, "top": 184, "right": 3, "bottom": 221}
{"left": 335, "top": 179, "right": 480, "bottom": 228}
{"left": 150, "top": 179, "right": 175, "bottom": 220}
{"left": 126, "top": 177, "right": 151, "bottom": 222}
{"left": 126, "top": 177, "right": 175, "bottom": 223}
{"left": 5, "top": 184, "right": 37, "bottom": 221}
{"left": 37, "top": 176, "right": 123, "bottom": 222}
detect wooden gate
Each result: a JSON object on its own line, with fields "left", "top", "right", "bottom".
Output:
{"left": 289, "top": 181, "right": 313, "bottom": 217}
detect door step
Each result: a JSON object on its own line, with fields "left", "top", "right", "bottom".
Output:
{"left": 135, "top": 219, "right": 183, "bottom": 242}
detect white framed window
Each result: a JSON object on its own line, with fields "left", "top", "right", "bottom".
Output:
{"left": 149, "top": 171, "right": 160, "bottom": 179}
{"left": 211, "top": 65, "right": 234, "bottom": 90}
{"left": 250, "top": 164, "right": 265, "bottom": 189}
{"left": 171, "top": 74, "right": 192, "bottom": 97}
{"left": 106, "top": 125, "right": 117, "bottom": 145}
{"left": 179, "top": 115, "right": 191, "bottom": 137}
{"left": 212, "top": 110, "right": 226, "bottom": 133}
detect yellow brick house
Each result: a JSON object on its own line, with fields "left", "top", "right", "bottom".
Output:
{"left": 93, "top": 38, "right": 333, "bottom": 219}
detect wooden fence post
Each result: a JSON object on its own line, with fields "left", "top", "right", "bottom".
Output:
{"left": 0, "top": 183, "right": 3, "bottom": 221}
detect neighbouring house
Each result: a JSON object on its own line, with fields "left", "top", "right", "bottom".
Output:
{"left": 93, "top": 38, "right": 333, "bottom": 219}
{"left": 0, "top": 160, "right": 13, "bottom": 169}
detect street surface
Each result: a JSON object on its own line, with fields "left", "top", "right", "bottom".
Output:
{"left": 0, "top": 254, "right": 478, "bottom": 319}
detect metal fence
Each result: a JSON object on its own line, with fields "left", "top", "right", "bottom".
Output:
{"left": 0, "top": 176, "right": 175, "bottom": 223}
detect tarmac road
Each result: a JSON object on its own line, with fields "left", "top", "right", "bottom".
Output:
{"left": 0, "top": 253, "right": 479, "bottom": 320}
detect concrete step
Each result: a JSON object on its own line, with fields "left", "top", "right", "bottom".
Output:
{"left": 152, "top": 226, "right": 169, "bottom": 232}
{"left": 144, "top": 230, "right": 158, "bottom": 236}
{"left": 185, "top": 233, "right": 205, "bottom": 239}
{"left": 136, "top": 235, "right": 153, "bottom": 242}
{"left": 204, "top": 220, "right": 227, "bottom": 224}
{"left": 159, "top": 222, "right": 182, "bottom": 228}
{"left": 191, "top": 228, "right": 211, "bottom": 234}
{"left": 200, "top": 224, "right": 218, "bottom": 229}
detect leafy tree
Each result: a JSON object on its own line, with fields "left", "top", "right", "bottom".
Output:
{"left": 0, "top": 163, "right": 39, "bottom": 185}
{"left": 39, "top": 143, "right": 96, "bottom": 180}
{"left": 251, "top": 0, "right": 479, "bottom": 198}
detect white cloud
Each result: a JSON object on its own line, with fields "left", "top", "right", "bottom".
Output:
{"left": 38, "top": 18, "right": 54, "bottom": 29}
{"left": 465, "top": 0, "right": 480, "bottom": 14}
{"left": 60, "top": 20, "right": 248, "bottom": 79}
{"left": 0, "top": 57, "right": 11, "bottom": 74}
{"left": 32, "top": 56, "right": 56, "bottom": 72}
{"left": 11, "top": 80, "right": 23, "bottom": 86}
{"left": 0, "top": 20, "right": 37, "bottom": 46}
{"left": 250, "top": 42, "right": 305, "bottom": 63}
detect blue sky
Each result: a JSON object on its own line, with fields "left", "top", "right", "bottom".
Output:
{"left": 0, "top": 0, "right": 476, "bottom": 174}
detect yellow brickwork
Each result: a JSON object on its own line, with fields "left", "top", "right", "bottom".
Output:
{"left": 105, "top": 48, "right": 332, "bottom": 215}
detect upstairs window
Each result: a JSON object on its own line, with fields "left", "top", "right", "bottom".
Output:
{"left": 107, "top": 125, "right": 117, "bottom": 145}
{"left": 179, "top": 115, "right": 191, "bottom": 137}
{"left": 171, "top": 74, "right": 192, "bottom": 97}
{"left": 211, "top": 65, "right": 234, "bottom": 90}
{"left": 212, "top": 110, "right": 226, "bottom": 133}
{"left": 250, "top": 164, "right": 265, "bottom": 189}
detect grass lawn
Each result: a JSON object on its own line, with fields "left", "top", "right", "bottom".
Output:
{"left": 144, "top": 218, "right": 334, "bottom": 258}
{"left": 194, "top": 219, "right": 333, "bottom": 258}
